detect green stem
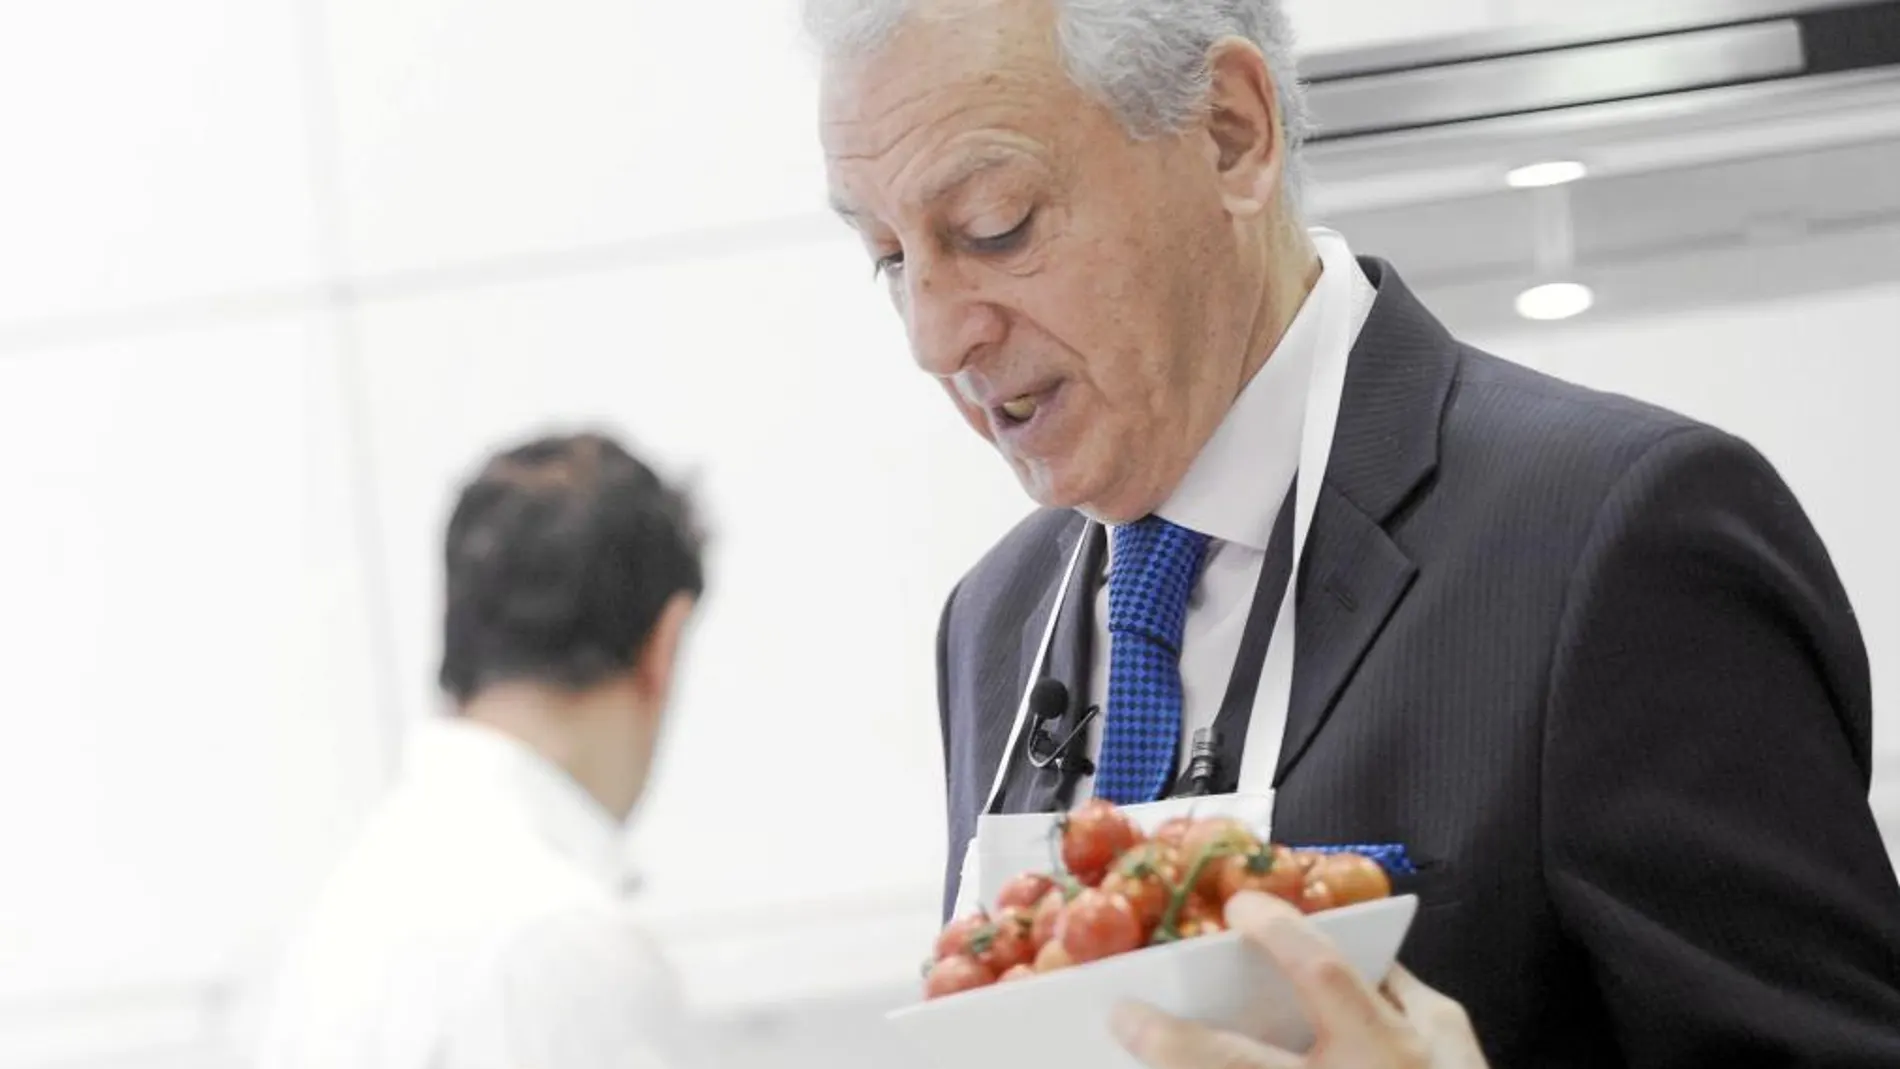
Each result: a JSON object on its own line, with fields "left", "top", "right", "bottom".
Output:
{"left": 1153, "top": 841, "right": 1242, "bottom": 944}
{"left": 968, "top": 923, "right": 997, "bottom": 957}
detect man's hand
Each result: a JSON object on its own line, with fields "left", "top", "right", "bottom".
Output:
{"left": 1109, "top": 893, "right": 1489, "bottom": 1069}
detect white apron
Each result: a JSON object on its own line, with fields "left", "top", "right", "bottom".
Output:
{"left": 951, "top": 229, "right": 1366, "bottom": 918}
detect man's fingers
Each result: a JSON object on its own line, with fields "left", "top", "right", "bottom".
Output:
{"left": 1111, "top": 1001, "right": 1299, "bottom": 1069}
{"left": 1227, "top": 892, "right": 1398, "bottom": 1037}
{"left": 1381, "top": 962, "right": 1423, "bottom": 1010}
{"left": 1383, "top": 962, "right": 1481, "bottom": 1048}
{"left": 1222, "top": 889, "right": 1305, "bottom": 930}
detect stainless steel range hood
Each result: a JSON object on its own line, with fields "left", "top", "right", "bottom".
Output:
{"left": 1297, "top": 0, "right": 1900, "bottom": 218}
{"left": 1302, "top": 0, "right": 1900, "bottom": 144}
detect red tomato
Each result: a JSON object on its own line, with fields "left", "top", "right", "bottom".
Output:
{"left": 1061, "top": 800, "right": 1144, "bottom": 885}
{"left": 1181, "top": 817, "right": 1261, "bottom": 863}
{"left": 972, "top": 908, "right": 1035, "bottom": 973}
{"left": 934, "top": 913, "right": 990, "bottom": 960}
{"left": 1030, "top": 888, "right": 1065, "bottom": 949}
{"left": 1313, "top": 853, "right": 1393, "bottom": 906}
{"left": 1175, "top": 819, "right": 1261, "bottom": 899}
{"left": 1056, "top": 888, "right": 1145, "bottom": 963}
{"left": 1299, "top": 877, "right": 1338, "bottom": 915}
{"left": 1002, "top": 904, "right": 1037, "bottom": 936}
{"left": 996, "top": 872, "right": 1058, "bottom": 913}
{"left": 1034, "top": 938, "right": 1074, "bottom": 973}
{"left": 1152, "top": 816, "right": 1195, "bottom": 850}
{"left": 1101, "top": 843, "right": 1182, "bottom": 934}
{"left": 924, "top": 955, "right": 996, "bottom": 999}
{"left": 1209, "top": 845, "right": 1306, "bottom": 907}
{"left": 1176, "top": 894, "right": 1228, "bottom": 939}
{"left": 999, "top": 964, "right": 1036, "bottom": 983}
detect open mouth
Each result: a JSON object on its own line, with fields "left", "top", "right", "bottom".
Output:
{"left": 990, "top": 381, "right": 1061, "bottom": 430}
{"left": 997, "top": 395, "right": 1041, "bottom": 427}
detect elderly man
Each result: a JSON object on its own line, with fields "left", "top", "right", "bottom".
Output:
{"left": 806, "top": 0, "right": 1900, "bottom": 1066}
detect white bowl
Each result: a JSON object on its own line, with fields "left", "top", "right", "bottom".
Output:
{"left": 887, "top": 895, "right": 1418, "bottom": 1069}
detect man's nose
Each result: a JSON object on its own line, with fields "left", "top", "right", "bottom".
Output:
{"left": 902, "top": 256, "right": 1007, "bottom": 379}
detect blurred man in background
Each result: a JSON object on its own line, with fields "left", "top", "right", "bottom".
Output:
{"left": 256, "top": 431, "right": 705, "bottom": 1069}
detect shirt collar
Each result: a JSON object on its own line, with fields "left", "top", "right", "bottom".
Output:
{"left": 404, "top": 715, "right": 630, "bottom": 891}
{"left": 1141, "top": 229, "right": 1368, "bottom": 552}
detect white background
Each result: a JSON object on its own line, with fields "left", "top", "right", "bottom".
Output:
{"left": 0, "top": 2, "right": 1895, "bottom": 1067}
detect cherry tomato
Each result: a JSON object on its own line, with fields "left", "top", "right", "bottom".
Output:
{"left": 924, "top": 955, "right": 996, "bottom": 999}
{"left": 1061, "top": 799, "right": 1144, "bottom": 885}
{"left": 1003, "top": 904, "right": 1037, "bottom": 936}
{"left": 1176, "top": 894, "right": 1228, "bottom": 939}
{"left": 1056, "top": 888, "right": 1145, "bottom": 963}
{"left": 1152, "top": 816, "right": 1195, "bottom": 850}
{"left": 1181, "top": 817, "right": 1261, "bottom": 862}
{"left": 999, "top": 964, "right": 1036, "bottom": 983}
{"left": 972, "top": 907, "right": 1036, "bottom": 973}
{"left": 934, "top": 913, "right": 990, "bottom": 960}
{"left": 1299, "top": 877, "right": 1338, "bottom": 915}
{"left": 1030, "top": 888, "right": 1065, "bottom": 949}
{"left": 1313, "top": 852, "right": 1393, "bottom": 907}
{"left": 1102, "top": 843, "right": 1182, "bottom": 934}
{"left": 996, "top": 872, "right": 1058, "bottom": 913}
{"left": 1209, "top": 844, "right": 1306, "bottom": 907}
{"left": 1034, "top": 938, "right": 1074, "bottom": 972}
{"left": 1173, "top": 819, "right": 1260, "bottom": 899}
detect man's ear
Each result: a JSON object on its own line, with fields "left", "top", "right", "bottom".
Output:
{"left": 633, "top": 593, "right": 696, "bottom": 712}
{"left": 1200, "top": 36, "right": 1288, "bottom": 219}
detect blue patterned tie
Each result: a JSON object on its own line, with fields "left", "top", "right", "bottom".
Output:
{"left": 1098, "top": 516, "right": 1211, "bottom": 803}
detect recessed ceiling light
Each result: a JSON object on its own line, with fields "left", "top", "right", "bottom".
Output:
{"left": 1516, "top": 282, "right": 1594, "bottom": 321}
{"left": 1506, "top": 160, "right": 1589, "bottom": 188}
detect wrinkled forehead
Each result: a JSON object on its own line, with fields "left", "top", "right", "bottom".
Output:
{"left": 818, "top": 2, "right": 1078, "bottom": 209}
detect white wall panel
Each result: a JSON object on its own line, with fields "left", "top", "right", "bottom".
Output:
{"left": 0, "top": 314, "right": 386, "bottom": 1003}
{"left": 0, "top": 1, "right": 325, "bottom": 331}
{"left": 350, "top": 234, "right": 1031, "bottom": 916}
{"left": 322, "top": 0, "right": 826, "bottom": 278}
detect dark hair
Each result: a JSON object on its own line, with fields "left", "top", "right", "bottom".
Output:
{"left": 438, "top": 431, "right": 704, "bottom": 703}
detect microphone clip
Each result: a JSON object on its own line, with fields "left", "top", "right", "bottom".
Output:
{"left": 1027, "top": 703, "right": 1099, "bottom": 775}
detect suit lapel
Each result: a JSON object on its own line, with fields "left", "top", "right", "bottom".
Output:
{"left": 1045, "top": 524, "right": 1103, "bottom": 718}
{"left": 1003, "top": 516, "right": 1102, "bottom": 814}
{"left": 1272, "top": 258, "right": 1457, "bottom": 787}
{"left": 1012, "top": 516, "right": 1096, "bottom": 696}
{"left": 1273, "top": 483, "right": 1418, "bottom": 785}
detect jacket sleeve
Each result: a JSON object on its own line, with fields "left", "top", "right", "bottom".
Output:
{"left": 1542, "top": 425, "right": 1900, "bottom": 1066}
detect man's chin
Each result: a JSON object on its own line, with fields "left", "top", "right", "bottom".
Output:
{"left": 1009, "top": 458, "right": 1114, "bottom": 519}
{"left": 1009, "top": 457, "right": 1077, "bottom": 511}
{"left": 1009, "top": 462, "right": 1159, "bottom": 525}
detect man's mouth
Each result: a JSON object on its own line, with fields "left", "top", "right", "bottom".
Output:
{"left": 999, "top": 395, "right": 1040, "bottom": 425}
{"left": 989, "top": 383, "right": 1064, "bottom": 440}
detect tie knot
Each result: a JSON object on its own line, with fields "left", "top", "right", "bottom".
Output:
{"left": 1107, "top": 516, "right": 1210, "bottom": 650}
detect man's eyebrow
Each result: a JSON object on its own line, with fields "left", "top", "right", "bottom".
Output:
{"left": 918, "top": 149, "right": 1019, "bottom": 205}
{"left": 828, "top": 194, "right": 860, "bottom": 222}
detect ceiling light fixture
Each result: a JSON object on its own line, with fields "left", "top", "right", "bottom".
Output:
{"left": 1506, "top": 160, "right": 1589, "bottom": 188}
{"left": 1515, "top": 281, "right": 1596, "bottom": 321}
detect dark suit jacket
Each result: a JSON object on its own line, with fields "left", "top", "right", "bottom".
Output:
{"left": 934, "top": 258, "right": 1900, "bottom": 1066}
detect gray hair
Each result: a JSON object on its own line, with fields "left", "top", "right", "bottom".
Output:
{"left": 802, "top": 0, "right": 1313, "bottom": 209}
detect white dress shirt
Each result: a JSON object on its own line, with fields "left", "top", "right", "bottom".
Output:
{"left": 255, "top": 717, "right": 703, "bottom": 1069}
{"left": 1075, "top": 234, "right": 1378, "bottom": 799}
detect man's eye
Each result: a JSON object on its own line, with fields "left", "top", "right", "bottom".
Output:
{"left": 970, "top": 212, "right": 1033, "bottom": 254}
{"left": 872, "top": 252, "right": 905, "bottom": 280}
